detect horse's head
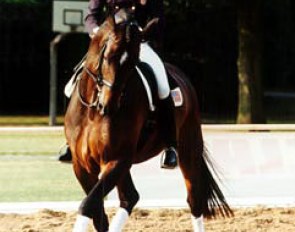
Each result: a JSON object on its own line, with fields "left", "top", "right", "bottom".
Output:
{"left": 82, "top": 2, "right": 159, "bottom": 116}
{"left": 83, "top": 5, "right": 143, "bottom": 115}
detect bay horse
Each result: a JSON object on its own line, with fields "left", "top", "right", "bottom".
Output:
{"left": 64, "top": 8, "right": 232, "bottom": 232}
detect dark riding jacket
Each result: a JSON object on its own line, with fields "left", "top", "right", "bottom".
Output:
{"left": 85, "top": 0, "right": 164, "bottom": 47}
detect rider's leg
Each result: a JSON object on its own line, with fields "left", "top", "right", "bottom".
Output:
{"left": 158, "top": 96, "right": 178, "bottom": 169}
{"left": 139, "top": 42, "right": 178, "bottom": 169}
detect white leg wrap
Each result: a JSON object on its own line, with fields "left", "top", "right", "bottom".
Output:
{"left": 72, "top": 214, "right": 90, "bottom": 232}
{"left": 108, "top": 208, "right": 129, "bottom": 232}
{"left": 191, "top": 215, "right": 205, "bottom": 232}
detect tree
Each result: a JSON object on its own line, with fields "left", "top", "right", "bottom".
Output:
{"left": 236, "top": 0, "right": 266, "bottom": 123}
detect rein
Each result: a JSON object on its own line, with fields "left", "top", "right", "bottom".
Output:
{"left": 77, "top": 43, "right": 113, "bottom": 109}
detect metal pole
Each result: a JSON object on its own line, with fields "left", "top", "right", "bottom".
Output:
{"left": 49, "top": 33, "right": 66, "bottom": 126}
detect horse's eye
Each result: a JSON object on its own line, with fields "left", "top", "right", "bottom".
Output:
{"left": 115, "top": 5, "right": 120, "bottom": 10}
{"left": 131, "top": 5, "right": 136, "bottom": 11}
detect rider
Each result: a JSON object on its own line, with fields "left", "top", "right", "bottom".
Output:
{"left": 59, "top": 0, "right": 178, "bottom": 169}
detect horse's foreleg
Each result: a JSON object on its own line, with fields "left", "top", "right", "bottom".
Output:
{"left": 76, "top": 179, "right": 109, "bottom": 232}
{"left": 73, "top": 160, "right": 131, "bottom": 232}
{"left": 72, "top": 215, "right": 91, "bottom": 232}
{"left": 108, "top": 172, "right": 139, "bottom": 232}
{"left": 73, "top": 184, "right": 108, "bottom": 232}
{"left": 72, "top": 161, "right": 99, "bottom": 232}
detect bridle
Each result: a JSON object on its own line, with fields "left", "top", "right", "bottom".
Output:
{"left": 77, "top": 42, "right": 113, "bottom": 112}
{"left": 76, "top": 13, "right": 140, "bottom": 114}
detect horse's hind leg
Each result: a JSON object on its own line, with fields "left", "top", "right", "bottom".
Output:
{"left": 108, "top": 171, "right": 139, "bottom": 231}
{"left": 178, "top": 121, "right": 232, "bottom": 231}
{"left": 178, "top": 145, "right": 206, "bottom": 232}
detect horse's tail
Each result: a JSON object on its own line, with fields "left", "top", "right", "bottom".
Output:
{"left": 199, "top": 145, "right": 233, "bottom": 218}
{"left": 178, "top": 86, "right": 233, "bottom": 219}
{"left": 179, "top": 112, "right": 233, "bottom": 219}
{"left": 167, "top": 62, "right": 233, "bottom": 218}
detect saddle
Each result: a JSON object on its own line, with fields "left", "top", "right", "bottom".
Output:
{"left": 136, "top": 62, "right": 158, "bottom": 111}
{"left": 64, "top": 60, "right": 85, "bottom": 98}
{"left": 136, "top": 62, "right": 184, "bottom": 111}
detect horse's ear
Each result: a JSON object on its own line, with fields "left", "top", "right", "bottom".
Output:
{"left": 141, "top": 18, "right": 160, "bottom": 41}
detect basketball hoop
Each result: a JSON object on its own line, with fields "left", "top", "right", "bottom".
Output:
{"left": 53, "top": 0, "right": 88, "bottom": 33}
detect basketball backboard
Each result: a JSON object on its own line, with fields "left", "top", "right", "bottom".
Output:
{"left": 53, "top": 0, "right": 89, "bottom": 33}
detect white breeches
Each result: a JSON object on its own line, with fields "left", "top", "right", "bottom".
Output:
{"left": 139, "top": 42, "right": 170, "bottom": 99}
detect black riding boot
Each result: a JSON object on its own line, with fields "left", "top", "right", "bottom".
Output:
{"left": 58, "top": 145, "right": 72, "bottom": 162}
{"left": 158, "top": 96, "right": 178, "bottom": 169}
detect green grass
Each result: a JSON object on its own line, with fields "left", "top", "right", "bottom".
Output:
{"left": 0, "top": 116, "right": 83, "bottom": 202}
{"left": 0, "top": 156, "right": 84, "bottom": 202}
{"left": 0, "top": 130, "right": 66, "bottom": 155}
{"left": 0, "top": 115, "right": 64, "bottom": 126}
